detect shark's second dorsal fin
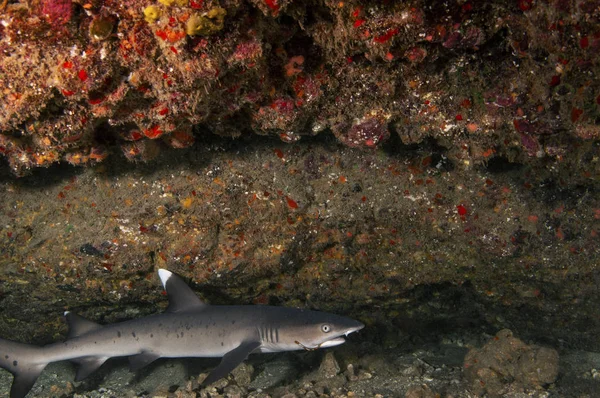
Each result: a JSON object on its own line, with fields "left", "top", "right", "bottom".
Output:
{"left": 158, "top": 269, "right": 207, "bottom": 313}
{"left": 65, "top": 312, "right": 103, "bottom": 339}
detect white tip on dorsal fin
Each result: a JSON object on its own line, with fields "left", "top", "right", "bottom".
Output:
{"left": 157, "top": 268, "right": 207, "bottom": 313}
{"left": 158, "top": 268, "right": 173, "bottom": 289}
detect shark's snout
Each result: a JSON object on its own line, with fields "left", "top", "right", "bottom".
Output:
{"left": 345, "top": 322, "right": 365, "bottom": 336}
{"left": 319, "top": 322, "right": 363, "bottom": 348}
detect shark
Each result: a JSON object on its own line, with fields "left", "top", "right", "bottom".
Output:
{"left": 0, "top": 269, "right": 364, "bottom": 398}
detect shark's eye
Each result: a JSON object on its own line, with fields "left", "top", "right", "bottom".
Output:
{"left": 321, "top": 324, "right": 331, "bottom": 333}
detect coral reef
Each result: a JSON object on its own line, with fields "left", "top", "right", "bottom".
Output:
{"left": 0, "top": 0, "right": 597, "bottom": 178}
{"left": 0, "top": 2, "right": 599, "bottom": 395}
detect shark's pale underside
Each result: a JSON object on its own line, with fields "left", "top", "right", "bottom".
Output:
{"left": 0, "top": 269, "right": 364, "bottom": 398}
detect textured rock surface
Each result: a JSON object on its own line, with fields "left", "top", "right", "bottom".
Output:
{"left": 1, "top": 136, "right": 599, "bottom": 351}
{"left": 0, "top": 0, "right": 598, "bottom": 179}
{"left": 464, "top": 329, "right": 559, "bottom": 397}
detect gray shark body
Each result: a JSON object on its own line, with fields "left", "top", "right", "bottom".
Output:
{"left": 0, "top": 269, "right": 364, "bottom": 398}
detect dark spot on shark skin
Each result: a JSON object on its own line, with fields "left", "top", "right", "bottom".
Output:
{"left": 221, "top": 342, "right": 224, "bottom": 346}
{"left": 4, "top": 355, "right": 7, "bottom": 359}
{"left": 132, "top": 332, "right": 136, "bottom": 338}
{"left": 231, "top": 320, "right": 236, "bottom": 325}
{"left": 117, "top": 331, "right": 121, "bottom": 338}
{"left": 12, "top": 361, "right": 17, "bottom": 367}
{"left": 150, "top": 334, "right": 153, "bottom": 338}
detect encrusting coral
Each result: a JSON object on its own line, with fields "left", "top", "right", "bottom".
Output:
{"left": 0, "top": 0, "right": 597, "bottom": 179}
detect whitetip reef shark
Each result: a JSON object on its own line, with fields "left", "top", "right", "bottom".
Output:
{"left": 0, "top": 268, "right": 364, "bottom": 398}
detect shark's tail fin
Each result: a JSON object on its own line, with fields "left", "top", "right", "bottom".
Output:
{"left": 0, "top": 337, "right": 46, "bottom": 398}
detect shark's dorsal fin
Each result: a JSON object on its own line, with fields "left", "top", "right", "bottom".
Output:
{"left": 158, "top": 269, "right": 207, "bottom": 313}
{"left": 64, "top": 312, "right": 103, "bottom": 339}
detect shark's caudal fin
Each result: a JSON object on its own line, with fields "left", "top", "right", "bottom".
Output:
{"left": 0, "top": 338, "right": 46, "bottom": 398}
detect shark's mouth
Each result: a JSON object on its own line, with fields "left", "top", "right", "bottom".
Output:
{"left": 295, "top": 325, "right": 363, "bottom": 351}
{"left": 295, "top": 337, "right": 346, "bottom": 350}
{"left": 317, "top": 337, "right": 346, "bottom": 348}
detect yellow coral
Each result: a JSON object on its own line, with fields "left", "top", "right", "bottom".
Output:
{"left": 186, "top": 7, "right": 227, "bottom": 36}
{"left": 158, "top": 0, "right": 188, "bottom": 5}
{"left": 143, "top": 5, "right": 161, "bottom": 23}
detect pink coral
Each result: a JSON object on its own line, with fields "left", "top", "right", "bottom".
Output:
{"left": 41, "top": 0, "right": 73, "bottom": 26}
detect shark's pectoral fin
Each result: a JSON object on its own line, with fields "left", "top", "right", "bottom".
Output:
{"left": 201, "top": 341, "right": 261, "bottom": 386}
{"left": 128, "top": 351, "right": 161, "bottom": 371}
{"left": 72, "top": 356, "right": 109, "bottom": 381}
